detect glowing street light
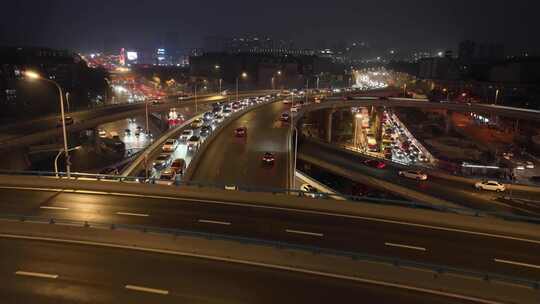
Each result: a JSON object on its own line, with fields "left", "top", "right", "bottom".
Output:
{"left": 24, "top": 70, "right": 72, "bottom": 178}
{"left": 236, "top": 72, "right": 248, "bottom": 101}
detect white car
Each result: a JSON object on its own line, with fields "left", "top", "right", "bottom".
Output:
{"left": 526, "top": 161, "right": 535, "bottom": 169}
{"left": 187, "top": 135, "right": 201, "bottom": 151}
{"left": 475, "top": 180, "right": 506, "bottom": 192}
{"left": 300, "top": 184, "right": 320, "bottom": 198}
{"left": 162, "top": 139, "right": 178, "bottom": 152}
{"left": 398, "top": 170, "right": 428, "bottom": 181}
{"left": 156, "top": 168, "right": 176, "bottom": 185}
{"left": 179, "top": 129, "right": 194, "bottom": 141}
{"left": 291, "top": 106, "right": 299, "bottom": 113}
{"left": 283, "top": 99, "right": 291, "bottom": 104}
{"left": 515, "top": 162, "right": 525, "bottom": 170}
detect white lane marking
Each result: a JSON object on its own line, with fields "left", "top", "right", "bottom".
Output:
{"left": 116, "top": 212, "right": 149, "bottom": 217}
{"left": 125, "top": 285, "right": 169, "bottom": 295}
{"left": 2, "top": 185, "right": 540, "bottom": 245}
{"left": 2, "top": 234, "right": 505, "bottom": 304}
{"left": 198, "top": 219, "right": 231, "bottom": 226}
{"left": 40, "top": 206, "right": 69, "bottom": 210}
{"left": 15, "top": 271, "right": 58, "bottom": 279}
{"left": 285, "top": 229, "right": 324, "bottom": 237}
{"left": 385, "top": 242, "right": 427, "bottom": 252}
{"left": 494, "top": 258, "right": 540, "bottom": 270}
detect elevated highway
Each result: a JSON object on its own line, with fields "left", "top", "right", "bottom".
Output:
{"left": 0, "top": 91, "right": 276, "bottom": 151}
{"left": 0, "top": 174, "right": 538, "bottom": 284}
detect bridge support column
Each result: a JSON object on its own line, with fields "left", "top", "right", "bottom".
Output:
{"left": 325, "top": 109, "right": 334, "bottom": 143}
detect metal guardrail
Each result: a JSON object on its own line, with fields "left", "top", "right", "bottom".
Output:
{"left": 2, "top": 213, "right": 538, "bottom": 290}
{"left": 0, "top": 170, "right": 539, "bottom": 225}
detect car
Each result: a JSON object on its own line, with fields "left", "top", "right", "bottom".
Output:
{"left": 300, "top": 184, "right": 320, "bottom": 198}
{"left": 399, "top": 170, "right": 428, "bottom": 181}
{"left": 200, "top": 125, "right": 212, "bottom": 137}
{"left": 526, "top": 161, "right": 535, "bottom": 169}
{"left": 363, "top": 159, "right": 386, "bottom": 169}
{"left": 170, "top": 158, "right": 186, "bottom": 175}
{"left": 280, "top": 112, "right": 290, "bottom": 122}
{"left": 290, "top": 106, "right": 299, "bottom": 113}
{"left": 57, "top": 116, "right": 74, "bottom": 127}
{"left": 222, "top": 108, "right": 233, "bottom": 117}
{"left": 162, "top": 139, "right": 178, "bottom": 152}
{"left": 177, "top": 94, "right": 190, "bottom": 100}
{"left": 179, "top": 129, "right": 194, "bottom": 141}
{"left": 515, "top": 162, "right": 525, "bottom": 170}
{"left": 212, "top": 105, "right": 222, "bottom": 113}
{"left": 99, "top": 167, "right": 119, "bottom": 175}
{"left": 262, "top": 152, "right": 275, "bottom": 165}
{"left": 98, "top": 129, "right": 107, "bottom": 138}
{"left": 187, "top": 135, "right": 201, "bottom": 151}
{"left": 417, "top": 154, "right": 429, "bottom": 162}
{"left": 153, "top": 153, "right": 172, "bottom": 169}
{"left": 190, "top": 119, "right": 204, "bottom": 129}
{"left": 213, "top": 114, "right": 224, "bottom": 124}
{"left": 156, "top": 168, "right": 176, "bottom": 185}
{"left": 203, "top": 112, "right": 214, "bottom": 122}
{"left": 283, "top": 99, "right": 292, "bottom": 104}
{"left": 474, "top": 180, "right": 506, "bottom": 192}
{"left": 234, "top": 127, "right": 247, "bottom": 137}
{"left": 502, "top": 152, "right": 513, "bottom": 160}
{"left": 232, "top": 102, "right": 242, "bottom": 110}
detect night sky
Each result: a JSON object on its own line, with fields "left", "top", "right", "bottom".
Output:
{"left": 1, "top": 0, "right": 539, "bottom": 53}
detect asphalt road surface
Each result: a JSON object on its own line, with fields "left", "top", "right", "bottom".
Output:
{"left": 0, "top": 187, "right": 539, "bottom": 282}
{"left": 0, "top": 238, "right": 483, "bottom": 304}
{"left": 191, "top": 100, "right": 290, "bottom": 189}
{"left": 299, "top": 139, "right": 540, "bottom": 216}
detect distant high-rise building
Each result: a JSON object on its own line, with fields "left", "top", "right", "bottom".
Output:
{"left": 458, "top": 40, "right": 505, "bottom": 62}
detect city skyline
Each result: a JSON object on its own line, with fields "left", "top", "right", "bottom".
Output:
{"left": 2, "top": 0, "right": 540, "bottom": 54}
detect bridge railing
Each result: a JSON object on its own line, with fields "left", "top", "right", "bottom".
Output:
{"left": 2, "top": 213, "right": 538, "bottom": 290}
{"left": 0, "top": 170, "right": 539, "bottom": 226}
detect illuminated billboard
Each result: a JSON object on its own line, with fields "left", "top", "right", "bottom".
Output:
{"left": 126, "top": 51, "right": 138, "bottom": 61}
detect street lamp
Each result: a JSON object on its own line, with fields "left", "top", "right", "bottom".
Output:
{"left": 236, "top": 72, "right": 247, "bottom": 101}
{"left": 25, "top": 70, "right": 72, "bottom": 178}
{"left": 54, "top": 146, "right": 81, "bottom": 177}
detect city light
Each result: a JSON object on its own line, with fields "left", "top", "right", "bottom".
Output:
{"left": 24, "top": 70, "right": 40, "bottom": 80}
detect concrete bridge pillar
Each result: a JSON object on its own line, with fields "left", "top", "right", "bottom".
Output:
{"left": 325, "top": 109, "right": 335, "bottom": 143}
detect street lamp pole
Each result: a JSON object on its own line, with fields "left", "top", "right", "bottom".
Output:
{"left": 236, "top": 77, "right": 239, "bottom": 101}
{"left": 65, "top": 92, "right": 71, "bottom": 112}
{"left": 495, "top": 89, "right": 500, "bottom": 105}
{"left": 54, "top": 146, "right": 81, "bottom": 177}
{"left": 24, "top": 71, "right": 71, "bottom": 177}
{"left": 236, "top": 72, "right": 247, "bottom": 101}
